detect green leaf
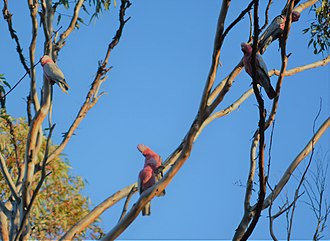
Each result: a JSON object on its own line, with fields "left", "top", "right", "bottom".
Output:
{"left": 57, "top": 14, "right": 62, "bottom": 26}
{"left": 308, "top": 39, "right": 314, "bottom": 47}
{"left": 61, "top": 0, "right": 69, "bottom": 9}
{"left": 3, "top": 81, "right": 11, "bottom": 89}
{"left": 77, "top": 17, "right": 85, "bottom": 24}
{"left": 82, "top": 4, "right": 90, "bottom": 15}
{"left": 104, "top": 0, "right": 110, "bottom": 10}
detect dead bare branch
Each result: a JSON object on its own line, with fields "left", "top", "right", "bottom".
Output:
{"left": 2, "top": 0, "right": 30, "bottom": 73}
{"left": 260, "top": 0, "right": 273, "bottom": 32}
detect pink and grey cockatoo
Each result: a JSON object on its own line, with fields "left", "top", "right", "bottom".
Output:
{"left": 258, "top": 11, "right": 300, "bottom": 54}
{"left": 138, "top": 165, "right": 156, "bottom": 216}
{"left": 241, "top": 43, "right": 276, "bottom": 99}
{"left": 40, "top": 55, "right": 70, "bottom": 93}
{"left": 137, "top": 144, "right": 165, "bottom": 196}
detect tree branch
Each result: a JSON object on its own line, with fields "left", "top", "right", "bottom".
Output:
{"left": 2, "top": 0, "right": 30, "bottom": 73}
{"left": 118, "top": 186, "right": 138, "bottom": 223}
{"left": 59, "top": 183, "right": 136, "bottom": 241}
{"left": 207, "top": 60, "right": 244, "bottom": 107}
{"left": 28, "top": 0, "right": 41, "bottom": 113}
{"left": 0, "top": 153, "right": 19, "bottom": 202}
{"left": 222, "top": 1, "right": 254, "bottom": 41}
{"left": 55, "top": 0, "right": 84, "bottom": 54}
{"left": 198, "top": 0, "right": 231, "bottom": 119}
{"left": 294, "top": 0, "right": 317, "bottom": 13}
{"left": 269, "top": 55, "right": 330, "bottom": 77}
{"left": 262, "top": 117, "right": 330, "bottom": 209}
{"left": 260, "top": 0, "right": 273, "bottom": 32}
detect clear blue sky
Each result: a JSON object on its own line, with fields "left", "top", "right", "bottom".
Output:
{"left": 1, "top": 1, "right": 329, "bottom": 240}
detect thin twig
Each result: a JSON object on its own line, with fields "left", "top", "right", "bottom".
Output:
{"left": 0, "top": 61, "right": 40, "bottom": 102}
{"left": 260, "top": 0, "right": 273, "bottom": 32}
{"left": 0, "top": 153, "right": 19, "bottom": 202}
{"left": 118, "top": 187, "right": 138, "bottom": 223}
{"left": 288, "top": 98, "right": 322, "bottom": 239}
{"left": 266, "top": 120, "right": 276, "bottom": 191}
{"left": 269, "top": 193, "right": 278, "bottom": 241}
{"left": 222, "top": 1, "right": 254, "bottom": 41}
{"left": 2, "top": 0, "right": 30, "bottom": 73}
{"left": 55, "top": 0, "right": 84, "bottom": 55}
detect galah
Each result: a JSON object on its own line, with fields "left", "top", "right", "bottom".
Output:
{"left": 241, "top": 43, "right": 276, "bottom": 99}
{"left": 40, "top": 55, "right": 70, "bottom": 93}
{"left": 258, "top": 11, "right": 300, "bottom": 54}
{"left": 138, "top": 165, "right": 156, "bottom": 216}
{"left": 137, "top": 144, "right": 165, "bottom": 196}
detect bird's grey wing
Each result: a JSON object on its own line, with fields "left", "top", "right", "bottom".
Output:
{"left": 43, "top": 63, "right": 65, "bottom": 81}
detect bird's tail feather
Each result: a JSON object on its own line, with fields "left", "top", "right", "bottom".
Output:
{"left": 142, "top": 202, "right": 151, "bottom": 216}
{"left": 265, "top": 85, "right": 276, "bottom": 99}
{"left": 56, "top": 80, "right": 70, "bottom": 94}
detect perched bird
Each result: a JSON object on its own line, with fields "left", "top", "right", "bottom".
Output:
{"left": 241, "top": 43, "right": 276, "bottom": 99}
{"left": 40, "top": 55, "right": 70, "bottom": 93}
{"left": 137, "top": 144, "right": 165, "bottom": 196}
{"left": 138, "top": 165, "right": 156, "bottom": 216}
{"left": 258, "top": 11, "right": 300, "bottom": 54}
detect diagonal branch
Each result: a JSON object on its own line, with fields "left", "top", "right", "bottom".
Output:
{"left": 59, "top": 183, "right": 136, "bottom": 241}
{"left": 0, "top": 198, "right": 11, "bottom": 217}
{"left": 260, "top": 0, "right": 273, "bottom": 32}
{"left": 118, "top": 186, "right": 138, "bottom": 223}
{"left": 293, "top": 0, "right": 317, "bottom": 13}
{"left": 222, "top": 1, "right": 254, "bottom": 41}
{"left": 2, "top": 0, "right": 30, "bottom": 73}
{"left": 262, "top": 117, "right": 330, "bottom": 209}
{"left": 207, "top": 60, "right": 244, "bottom": 107}
{"left": 55, "top": 0, "right": 84, "bottom": 54}
{"left": 0, "top": 153, "right": 19, "bottom": 202}
{"left": 101, "top": 118, "right": 199, "bottom": 241}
